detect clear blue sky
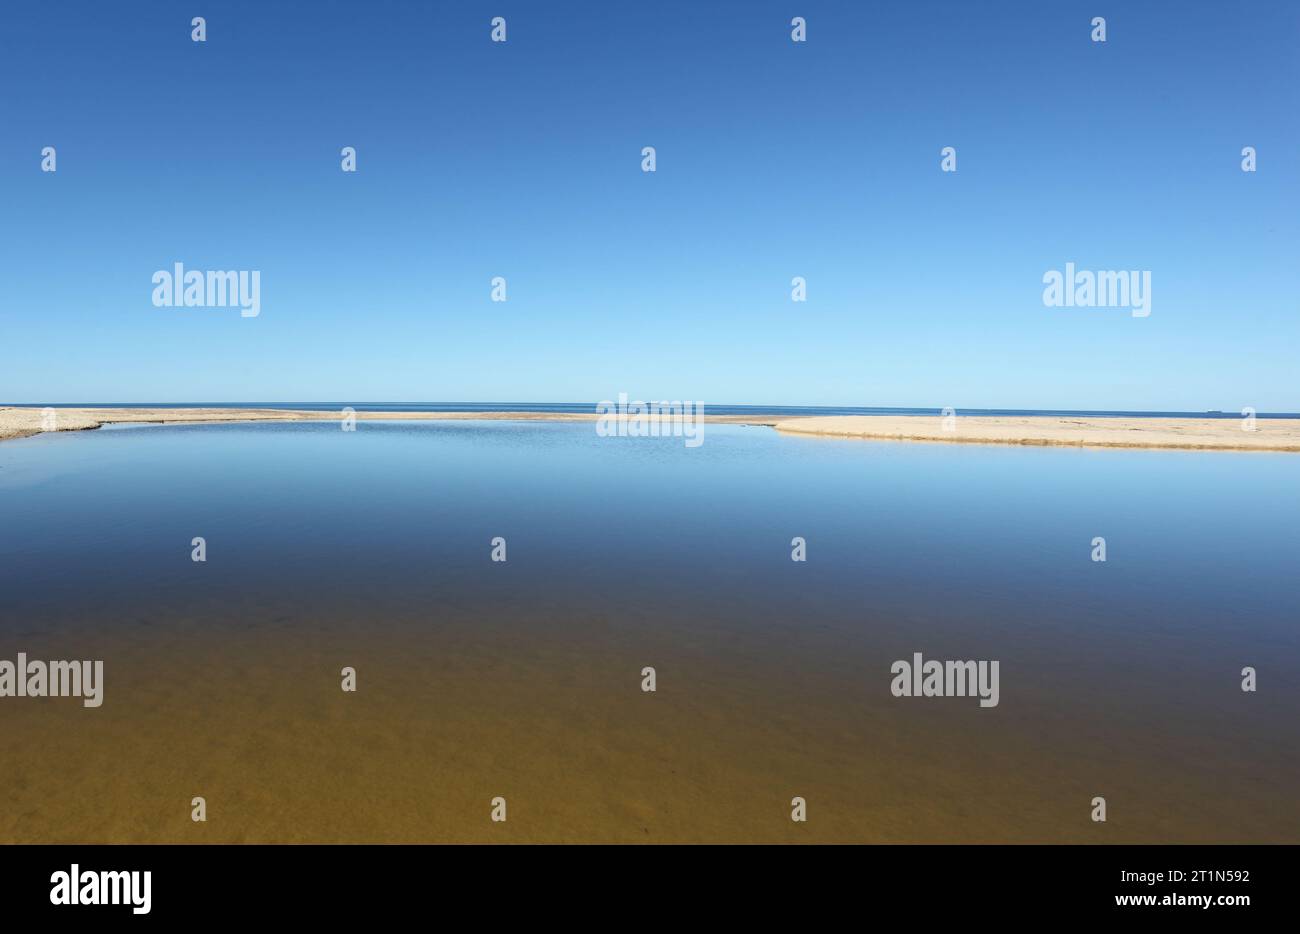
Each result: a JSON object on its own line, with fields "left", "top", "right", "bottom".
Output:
{"left": 2, "top": 1, "right": 1296, "bottom": 410}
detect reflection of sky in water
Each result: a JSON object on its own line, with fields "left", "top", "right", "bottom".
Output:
{"left": 3, "top": 420, "right": 1297, "bottom": 644}
{"left": 5, "top": 418, "right": 1299, "bottom": 722}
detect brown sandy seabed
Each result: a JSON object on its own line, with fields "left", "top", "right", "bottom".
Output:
{"left": 4, "top": 586, "right": 1296, "bottom": 844}
{"left": 2, "top": 406, "right": 1300, "bottom": 450}
{"left": 2, "top": 409, "right": 1298, "bottom": 842}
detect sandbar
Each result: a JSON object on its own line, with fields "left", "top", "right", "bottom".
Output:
{"left": 773, "top": 414, "right": 1300, "bottom": 452}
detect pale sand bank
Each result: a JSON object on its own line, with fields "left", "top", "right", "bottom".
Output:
{"left": 0, "top": 406, "right": 779, "bottom": 442}
{"left": 4, "top": 407, "right": 1299, "bottom": 451}
{"left": 774, "top": 414, "right": 1300, "bottom": 452}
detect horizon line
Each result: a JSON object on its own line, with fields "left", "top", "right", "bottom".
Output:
{"left": 4, "top": 401, "right": 1299, "bottom": 418}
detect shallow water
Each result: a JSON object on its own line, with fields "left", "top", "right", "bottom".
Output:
{"left": 1, "top": 420, "right": 1297, "bottom": 842}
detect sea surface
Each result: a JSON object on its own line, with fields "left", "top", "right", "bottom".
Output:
{"left": 1, "top": 419, "right": 1297, "bottom": 842}
{"left": 10, "top": 401, "right": 1300, "bottom": 418}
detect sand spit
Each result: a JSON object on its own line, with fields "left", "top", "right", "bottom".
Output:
{"left": 4, "top": 407, "right": 1298, "bottom": 452}
{"left": 0, "top": 407, "right": 784, "bottom": 442}
{"left": 773, "top": 414, "right": 1300, "bottom": 452}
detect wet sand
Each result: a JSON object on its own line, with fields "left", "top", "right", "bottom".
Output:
{"left": 774, "top": 415, "right": 1300, "bottom": 451}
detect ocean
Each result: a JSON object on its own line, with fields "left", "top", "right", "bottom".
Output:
{"left": 11, "top": 402, "right": 1300, "bottom": 418}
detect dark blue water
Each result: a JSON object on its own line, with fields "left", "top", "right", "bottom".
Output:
{"left": 9, "top": 402, "right": 1299, "bottom": 419}
{"left": 1, "top": 420, "right": 1297, "bottom": 842}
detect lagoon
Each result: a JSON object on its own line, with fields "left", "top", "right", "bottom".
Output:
{"left": 0, "top": 419, "right": 1296, "bottom": 842}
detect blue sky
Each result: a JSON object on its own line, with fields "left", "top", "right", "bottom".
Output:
{"left": 2, "top": 1, "right": 1296, "bottom": 410}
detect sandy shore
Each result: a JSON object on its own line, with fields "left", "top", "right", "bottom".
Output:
{"left": 773, "top": 414, "right": 1300, "bottom": 451}
{"left": 3, "top": 407, "right": 1298, "bottom": 451}
{"left": 0, "top": 406, "right": 782, "bottom": 442}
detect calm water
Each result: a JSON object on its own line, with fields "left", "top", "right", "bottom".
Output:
{"left": 1, "top": 420, "right": 1297, "bottom": 842}
{"left": 13, "top": 401, "right": 1300, "bottom": 418}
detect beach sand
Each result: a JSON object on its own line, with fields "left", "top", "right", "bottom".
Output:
{"left": 4, "top": 407, "right": 1299, "bottom": 451}
{"left": 0, "top": 407, "right": 777, "bottom": 442}
{"left": 775, "top": 414, "right": 1300, "bottom": 451}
